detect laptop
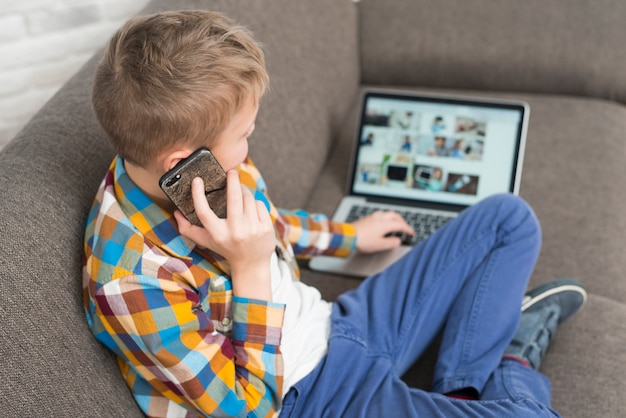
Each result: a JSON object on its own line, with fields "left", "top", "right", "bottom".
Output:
{"left": 309, "top": 88, "right": 529, "bottom": 277}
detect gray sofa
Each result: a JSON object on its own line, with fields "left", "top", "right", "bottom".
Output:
{"left": 2, "top": 0, "right": 626, "bottom": 416}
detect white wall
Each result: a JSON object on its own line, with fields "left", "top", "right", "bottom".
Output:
{"left": 0, "top": 0, "right": 151, "bottom": 150}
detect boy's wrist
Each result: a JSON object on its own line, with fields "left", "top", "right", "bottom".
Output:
{"left": 231, "top": 260, "right": 272, "bottom": 301}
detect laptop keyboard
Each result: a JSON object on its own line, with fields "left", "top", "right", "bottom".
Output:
{"left": 346, "top": 205, "right": 454, "bottom": 245}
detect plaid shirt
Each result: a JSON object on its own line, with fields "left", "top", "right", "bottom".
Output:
{"left": 83, "top": 156, "right": 356, "bottom": 417}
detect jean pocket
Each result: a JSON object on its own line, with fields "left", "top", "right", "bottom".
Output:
{"left": 278, "top": 388, "right": 298, "bottom": 418}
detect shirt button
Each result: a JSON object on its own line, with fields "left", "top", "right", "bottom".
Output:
{"left": 221, "top": 317, "right": 232, "bottom": 326}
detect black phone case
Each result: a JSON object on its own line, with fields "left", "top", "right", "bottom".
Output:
{"left": 158, "top": 148, "right": 227, "bottom": 225}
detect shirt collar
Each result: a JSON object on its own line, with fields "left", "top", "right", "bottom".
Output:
{"left": 112, "top": 156, "right": 196, "bottom": 258}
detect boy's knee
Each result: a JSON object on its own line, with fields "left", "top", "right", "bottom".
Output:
{"left": 483, "top": 193, "right": 525, "bottom": 209}
{"left": 482, "top": 194, "right": 541, "bottom": 238}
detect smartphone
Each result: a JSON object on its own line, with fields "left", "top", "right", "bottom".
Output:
{"left": 158, "top": 147, "right": 227, "bottom": 225}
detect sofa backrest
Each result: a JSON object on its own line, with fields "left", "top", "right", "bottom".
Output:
{"left": 358, "top": 0, "right": 626, "bottom": 104}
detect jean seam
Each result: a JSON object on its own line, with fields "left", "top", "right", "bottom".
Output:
{"left": 458, "top": 202, "right": 534, "bottom": 375}
{"left": 393, "top": 220, "right": 495, "bottom": 363}
{"left": 430, "top": 205, "right": 524, "bottom": 389}
{"left": 459, "top": 224, "right": 503, "bottom": 375}
{"left": 502, "top": 362, "right": 523, "bottom": 402}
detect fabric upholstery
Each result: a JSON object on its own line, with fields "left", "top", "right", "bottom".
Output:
{"left": 358, "top": 0, "right": 626, "bottom": 104}
{"left": 1, "top": 0, "right": 625, "bottom": 417}
{"left": 0, "top": 58, "right": 138, "bottom": 417}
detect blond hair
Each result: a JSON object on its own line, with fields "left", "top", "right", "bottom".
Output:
{"left": 92, "top": 10, "right": 269, "bottom": 167}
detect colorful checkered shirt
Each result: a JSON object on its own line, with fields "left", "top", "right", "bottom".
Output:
{"left": 83, "top": 156, "right": 356, "bottom": 417}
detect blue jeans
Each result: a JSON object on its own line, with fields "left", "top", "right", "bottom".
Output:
{"left": 281, "top": 194, "right": 560, "bottom": 417}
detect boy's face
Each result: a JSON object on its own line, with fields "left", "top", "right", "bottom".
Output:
{"left": 209, "top": 98, "right": 259, "bottom": 172}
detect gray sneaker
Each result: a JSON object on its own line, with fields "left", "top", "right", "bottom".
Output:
{"left": 504, "top": 279, "right": 587, "bottom": 370}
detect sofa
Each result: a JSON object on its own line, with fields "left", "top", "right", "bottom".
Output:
{"left": 2, "top": 0, "right": 626, "bottom": 416}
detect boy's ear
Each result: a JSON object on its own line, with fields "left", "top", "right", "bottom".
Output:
{"left": 160, "top": 148, "right": 194, "bottom": 172}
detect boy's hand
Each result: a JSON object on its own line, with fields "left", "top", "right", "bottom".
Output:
{"left": 174, "top": 170, "right": 275, "bottom": 300}
{"left": 351, "top": 211, "right": 414, "bottom": 253}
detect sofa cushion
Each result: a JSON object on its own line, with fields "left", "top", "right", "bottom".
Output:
{"left": 144, "top": 0, "right": 361, "bottom": 209}
{"left": 513, "top": 94, "right": 626, "bottom": 302}
{"left": 304, "top": 87, "right": 626, "bottom": 304}
{"left": 357, "top": 0, "right": 626, "bottom": 104}
{"left": 302, "top": 86, "right": 626, "bottom": 417}
{"left": 542, "top": 293, "right": 626, "bottom": 418}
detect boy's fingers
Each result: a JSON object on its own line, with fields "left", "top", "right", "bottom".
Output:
{"left": 174, "top": 210, "right": 191, "bottom": 231}
{"left": 174, "top": 210, "right": 199, "bottom": 237}
{"left": 191, "top": 177, "right": 219, "bottom": 226}
{"left": 380, "top": 211, "right": 414, "bottom": 235}
{"left": 226, "top": 170, "right": 243, "bottom": 217}
{"left": 240, "top": 185, "right": 257, "bottom": 217}
{"left": 190, "top": 177, "right": 207, "bottom": 207}
{"left": 392, "top": 219, "right": 414, "bottom": 236}
{"left": 174, "top": 210, "right": 212, "bottom": 249}
{"left": 256, "top": 200, "right": 272, "bottom": 224}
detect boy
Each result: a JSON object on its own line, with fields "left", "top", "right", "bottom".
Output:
{"left": 83, "top": 10, "right": 586, "bottom": 417}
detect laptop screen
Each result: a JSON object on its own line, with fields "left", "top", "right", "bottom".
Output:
{"left": 350, "top": 90, "right": 528, "bottom": 209}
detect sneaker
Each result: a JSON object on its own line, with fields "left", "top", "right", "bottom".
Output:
{"left": 504, "top": 278, "right": 587, "bottom": 370}
{"left": 521, "top": 278, "right": 588, "bottom": 323}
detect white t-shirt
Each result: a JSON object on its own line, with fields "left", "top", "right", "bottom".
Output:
{"left": 269, "top": 251, "right": 332, "bottom": 394}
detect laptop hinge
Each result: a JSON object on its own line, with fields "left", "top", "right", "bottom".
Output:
{"left": 365, "top": 195, "right": 467, "bottom": 213}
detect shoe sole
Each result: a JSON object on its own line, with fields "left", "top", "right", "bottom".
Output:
{"left": 521, "top": 279, "right": 588, "bottom": 323}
